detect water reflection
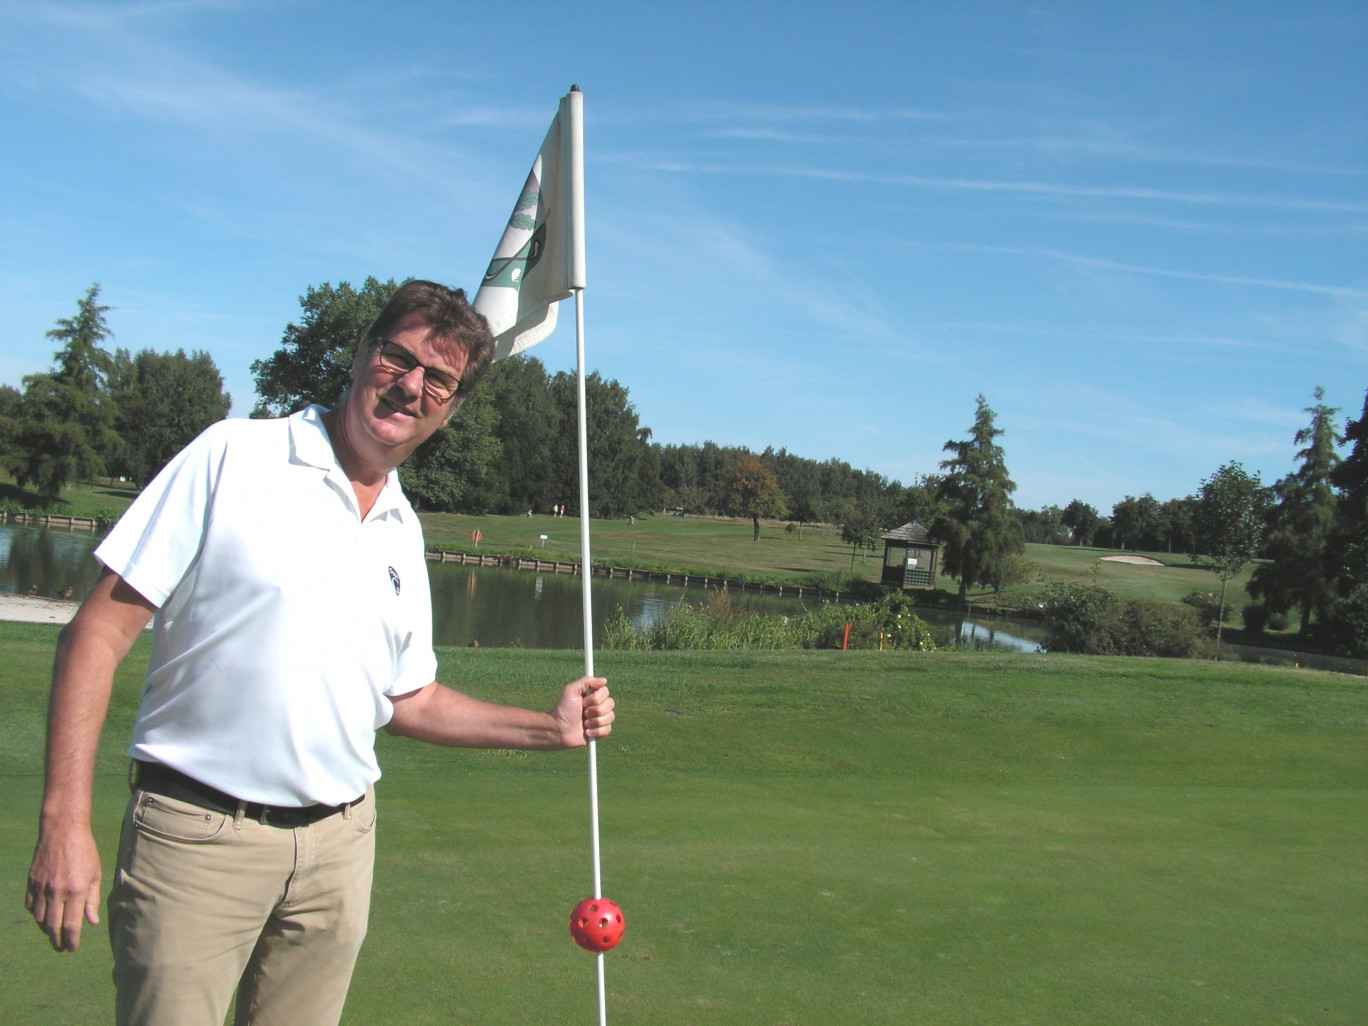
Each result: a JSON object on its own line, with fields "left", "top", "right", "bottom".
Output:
{"left": 0, "top": 523, "right": 107, "bottom": 600}
{"left": 427, "top": 563, "right": 814, "bottom": 649}
{"left": 952, "top": 619, "right": 1043, "bottom": 652}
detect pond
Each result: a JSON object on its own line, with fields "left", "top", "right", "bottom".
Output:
{"left": 0, "top": 521, "right": 1042, "bottom": 651}
{"left": 3, "top": 522, "right": 1358, "bottom": 673}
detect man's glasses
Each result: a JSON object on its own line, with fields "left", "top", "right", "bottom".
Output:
{"left": 373, "top": 339, "right": 461, "bottom": 403}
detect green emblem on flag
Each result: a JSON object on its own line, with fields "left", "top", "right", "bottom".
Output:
{"left": 482, "top": 187, "right": 548, "bottom": 291}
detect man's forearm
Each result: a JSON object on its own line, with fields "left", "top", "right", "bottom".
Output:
{"left": 384, "top": 683, "right": 567, "bottom": 749}
{"left": 39, "top": 623, "right": 122, "bottom": 825}
{"left": 40, "top": 572, "right": 155, "bottom": 823}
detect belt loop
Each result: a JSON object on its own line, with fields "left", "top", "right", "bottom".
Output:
{"left": 342, "top": 800, "right": 353, "bottom": 821}
{"left": 128, "top": 760, "right": 141, "bottom": 792}
{"left": 234, "top": 801, "right": 247, "bottom": 830}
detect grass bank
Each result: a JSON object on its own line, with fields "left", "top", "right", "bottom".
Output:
{"left": 0, "top": 475, "right": 1265, "bottom": 602}
{"left": 3, "top": 623, "right": 1362, "bottom": 1024}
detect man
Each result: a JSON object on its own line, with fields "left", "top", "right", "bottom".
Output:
{"left": 25, "top": 280, "right": 614, "bottom": 1026}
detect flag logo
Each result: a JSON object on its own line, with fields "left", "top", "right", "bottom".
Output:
{"left": 474, "top": 88, "right": 585, "bottom": 362}
{"left": 388, "top": 566, "right": 401, "bottom": 595}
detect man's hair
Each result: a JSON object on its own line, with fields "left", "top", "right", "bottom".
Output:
{"left": 360, "top": 279, "right": 497, "bottom": 406}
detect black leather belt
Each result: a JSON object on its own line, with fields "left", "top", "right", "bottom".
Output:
{"left": 132, "top": 761, "right": 364, "bottom": 827}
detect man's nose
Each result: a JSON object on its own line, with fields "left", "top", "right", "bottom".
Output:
{"left": 393, "top": 364, "right": 426, "bottom": 396}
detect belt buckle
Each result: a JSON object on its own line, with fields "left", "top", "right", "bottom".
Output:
{"left": 259, "top": 804, "right": 319, "bottom": 827}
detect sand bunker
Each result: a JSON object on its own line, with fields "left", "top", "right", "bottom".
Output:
{"left": 1101, "top": 555, "right": 1164, "bottom": 566}
{"left": 0, "top": 594, "right": 79, "bottom": 624}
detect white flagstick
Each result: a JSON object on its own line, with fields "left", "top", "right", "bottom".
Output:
{"left": 473, "top": 85, "right": 602, "bottom": 1023}
{"left": 572, "top": 287, "right": 608, "bottom": 1026}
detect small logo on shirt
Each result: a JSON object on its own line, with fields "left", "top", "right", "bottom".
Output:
{"left": 388, "top": 567, "right": 401, "bottom": 595}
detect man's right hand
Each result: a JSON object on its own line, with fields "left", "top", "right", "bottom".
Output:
{"left": 25, "top": 570, "right": 154, "bottom": 953}
{"left": 26, "top": 822, "right": 103, "bottom": 952}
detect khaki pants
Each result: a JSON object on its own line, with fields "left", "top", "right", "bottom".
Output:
{"left": 108, "top": 786, "right": 377, "bottom": 1026}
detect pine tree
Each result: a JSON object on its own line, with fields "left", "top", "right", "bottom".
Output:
{"left": 931, "top": 395, "right": 1023, "bottom": 602}
{"left": 5, "top": 284, "right": 120, "bottom": 498}
{"left": 1325, "top": 390, "right": 1367, "bottom": 656}
{"left": 1247, "top": 387, "right": 1343, "bottom": 633}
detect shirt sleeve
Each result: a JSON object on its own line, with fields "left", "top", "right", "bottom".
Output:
{"left": 95, "top": 422, "right": 228, "bottom": 608}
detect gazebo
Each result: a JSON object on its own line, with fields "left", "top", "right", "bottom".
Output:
{"left": 880, "top": 522, "right": 941, "bottom": 591}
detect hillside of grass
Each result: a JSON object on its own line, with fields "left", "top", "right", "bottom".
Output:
{"left": 2, "top": 623, "right": 1363, "bottom": 1024}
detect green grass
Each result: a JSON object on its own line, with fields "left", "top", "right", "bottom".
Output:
{"left": 1016, "top": 543, "right": 1259, "bottom": 607}
{"left": 421, "top": 510, "right": 869, "bottom": 587}
{"left": 3, "top": 623, "right": 1363, "bottom": 1024}
{"left": 0, "top": 474, "right": 140, "bottom": 520}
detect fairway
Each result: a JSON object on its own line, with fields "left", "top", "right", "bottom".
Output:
{"left": 2, "top": 624, "right": 1363, "bottom": 1024}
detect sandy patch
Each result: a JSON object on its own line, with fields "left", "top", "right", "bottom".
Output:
{"left": 0, "top": 594, "right": 79, "bottom": 625}
{"left": 1101, "top": 555, "right": 1164, "bottom": 566}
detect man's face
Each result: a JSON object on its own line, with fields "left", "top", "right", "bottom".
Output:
{"left": 342, "top": 313, "right": 468, "bottom": 468}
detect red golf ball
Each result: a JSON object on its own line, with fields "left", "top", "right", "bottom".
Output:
{"left": 569, "top": 897, "right": 625, "bottom": 952}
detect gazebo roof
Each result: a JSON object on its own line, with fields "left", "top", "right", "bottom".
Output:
{"left": 882, "top": 521, "right": 935, "bottom": 544}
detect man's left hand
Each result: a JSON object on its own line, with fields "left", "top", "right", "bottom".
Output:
{"left": 554, "top": 676, "right": 614, "bottom": 747}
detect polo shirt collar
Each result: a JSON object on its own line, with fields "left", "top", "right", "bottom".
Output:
{"left": 289, "top": 405, "right": 409, "bottom": 522}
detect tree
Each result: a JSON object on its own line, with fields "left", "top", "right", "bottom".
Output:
{"left": 547, "top": 371, "right": 646, "bottom": 517}
{"left": 1247, "top": 387, "right": 1343, "bottom": 634}
{"left": 1017, "top": 504, "right": 1069, "bottom": 545}
{"left": 1325, "top": 390, "right": 1368, "bottom": 656}
{"left": 766, "top": 446, "right": 823, "bottom": 524}
{"left": 251, "top": 278, "right": 398, "bottom": 417}
{"left": 1194, "top": 461, "right": 1264, "bottom": 651}
{"left": 838, "top": 499, "right": 884, "bottom": 571}
{"left": 5, "top": 285, "right": 120, "bottom": 498}
{"left": 0, "top": 384, "right": 21, "bottom": 462}
{"left": 931, "top": 395, "right": 1024, "bottom": 602}
{"left": 400, "top": 388, "right": 503, "bottom": 513}
{"left": 108, "top": 348, "right": 231, "bottom": 485}
{"left": 481, "top": 355, "right": 557, "bottom": 514}
{"left": 49, "top": 283, "right": 116, "bottom": 394}
{"left": 897, "top": 474, "right": 942, "bottom": 529}
{"left": 1109, "top": 493, "right": 1163, "bottom": 551}
{"left": 1161, "top": 496, "right": 1197, "bottom": 555}
{"left": 728, "top": 453, "right": 789, "bottom": 541}
{"left": 1061, "top": 499, "right": 1100, "bottom": 546}
{"left": 635, "top": 429, "right": 668, "bottom": 513}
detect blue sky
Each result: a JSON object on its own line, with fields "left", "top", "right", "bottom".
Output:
{"left": 1, "top": 1, "right": 1364, "bottom": 514}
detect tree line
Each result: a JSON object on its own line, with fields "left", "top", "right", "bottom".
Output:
{"left": 0, "top": 284, "right": 231, "bottom": 499}
{"left": 3, "top": 283, "right": 1364, "bottom": 656}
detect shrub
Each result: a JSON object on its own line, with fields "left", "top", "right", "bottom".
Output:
{"left": 600, "top": 590, "right": 936, "bottom": 652}
{"left": 1242, "top": 602, "right": 1271, "bottom": 635}
{"left": 997, "top": 554, "right": 1037, "bottom": 588}
{"left": 1182, "top": 591, "right": 1225, "bottom": 628}
{"left": 1040, "top": 583, "right": 1118, "bottom": 654}
{"left": 1043, "top": 583, "right": 1201, "bottom": 658}
{"left": 1112, "top": 601, "right": 1202, "bottom": 658}
{"left": 870, "top": 591, "right": 937, "bottom": 651}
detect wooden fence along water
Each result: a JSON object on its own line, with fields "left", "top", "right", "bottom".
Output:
{"left": 425, "top": 549, "right": 839, "bottom": 599}
{"left": 0, "top": 514, "right": 838, "bottom": 599}
{"left": 1, "top": 511, "right": 104, "bottom": 531}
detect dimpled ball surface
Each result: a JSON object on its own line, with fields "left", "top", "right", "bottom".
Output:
{"left": 569, "top": 897, "right": 625, "bottom": 952}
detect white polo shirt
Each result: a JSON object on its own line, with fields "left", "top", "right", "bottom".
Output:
{"left": 96, "top": 406, "right": 438, "bottom": 806}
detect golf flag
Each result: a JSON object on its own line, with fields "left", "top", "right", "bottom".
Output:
{"left": 474, "top": 87, "right": 586, "bottom": 361}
